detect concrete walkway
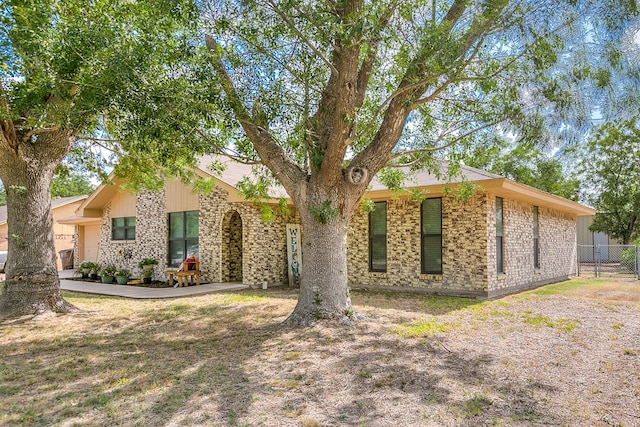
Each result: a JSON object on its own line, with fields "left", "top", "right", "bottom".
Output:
{"left": 57, "top": 269, "right": 250, "bottom": 299}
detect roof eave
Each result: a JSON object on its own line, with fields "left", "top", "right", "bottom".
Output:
{"left": 364, "top": 177, "right": 595, "bottom": 216}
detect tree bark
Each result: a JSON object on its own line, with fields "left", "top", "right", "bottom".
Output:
{"left": 286, "top": 214, "right": 354, "bottom": 327}
{"left": 0, "top": 131, "right": 77, "bottom": 319}
{"left": 284, "top": 175, "right": 367, "bottom": 327}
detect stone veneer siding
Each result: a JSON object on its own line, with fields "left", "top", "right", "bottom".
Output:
{"left": 96, "top": 185, "right": 291, "bottom": 287}
{"left": 97, "top": 191, "right": 168, "bottom": 279}
{"left": 198, "top": 186, "right": 291, "bottom": 287}
{"left": 486, "top": 196, "right": 577, "bottom": 298}
{"left": 347, "top": 194, "right": 490, "bottom": 297}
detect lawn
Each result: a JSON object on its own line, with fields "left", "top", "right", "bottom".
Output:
{"left": 0, "top": 278, "right": 639, "bottom": 426}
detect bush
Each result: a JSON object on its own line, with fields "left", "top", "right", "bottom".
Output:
{"left": 621, "top": 240, "right": 639, "bottom": 266}
{"left": 138, "top": 258, "right": 158, "bottom": 267}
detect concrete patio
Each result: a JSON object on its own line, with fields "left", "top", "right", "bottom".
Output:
{"left": 57, "top": 269, "right": 250, "bottom": 299}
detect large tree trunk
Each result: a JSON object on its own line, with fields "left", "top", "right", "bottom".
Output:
{"left": 0, "top": 132, "right": 77, "bottom": 319}
{"left": 286, "top": 215, "right": 354, "bottom": 326}
{"left": 284, "top": 177, "right": 365, "bottom": 327}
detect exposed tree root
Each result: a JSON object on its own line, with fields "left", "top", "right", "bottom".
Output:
{"left": 0, "top": 288, "right": 79, "bottom": 321}
{"left": 284, "top": 308, "right": 367, "bottom": 328}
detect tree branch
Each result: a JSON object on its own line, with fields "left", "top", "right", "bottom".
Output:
{"left": 264, "top": 0, "right": 339, "bottom": 76}
{"left": 350, "top": 0, "right": 510, "bottom": 175}
{"left": 220, "top": 148, "right": 263, "bottom": 165}
{"left": 0, "top": 83, "right": 19, "bottom": 154}
{"left": 409, "top": 79, "right": 455, "bottom": 109}
{"left": 204, "top": 35, "right": 306, "bottom": 192}
{"left": 389, "top": 117, "right": 507, "bottom": 163}
{"left": 444, "top": 0, "right": 469, "bottom": 25}
{"left": 355, "top": 0, "right": 400, "bottom": 109}
{"left": 346, "top": 72, "right": 442, "bottom": 146}
{"left": 20, "top": 124, "right": 62, "bottom": 143}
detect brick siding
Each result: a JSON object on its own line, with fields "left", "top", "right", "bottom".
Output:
{"left": 92, "top": 183, "right": 577, "bottom": 297}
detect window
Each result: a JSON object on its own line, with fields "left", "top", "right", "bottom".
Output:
{"left": 421, "top": 198, "right": 442, "bottom": 274}
{"left": 533, "top": 206, "right": 540, "bottom": 269}
{"left": 168, "top": 211, "right": 199, "bottom": 267}
{"left": 369, "top": 202, "right": 387, "bottom": 272}
{"left": 496, "top": 197, "right": 504, "bottom": 273}
{"left": 112, "top": 217, "right": 135, "bottom": 240}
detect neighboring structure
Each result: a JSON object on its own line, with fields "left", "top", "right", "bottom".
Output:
{"left": 0, "top": 195, "right": 87, "bottom": 270}
{"left": 576, "top": 215, "right": 629, "bottom": 264}
{"left": 577, "top": 216, "right": 617, "bottom": 247}
{"left": 63, "top": 158, "right": 595, "bottom": 298}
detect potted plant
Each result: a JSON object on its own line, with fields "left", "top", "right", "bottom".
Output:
{"left": 138, "top": 258, "right": 158, "bottom": 271}
{"left": 100, "top": 265, "right": 116, "bottom": 284}
{"left": 142, "top": 268, "right": 153, "bottom": 284}
{"left": 115, "top": 268, "right": 130, "bottom": 285}
{"left": 79, "top": 261, "right": 94, "bottom": 278}
{"left": 89, "top": 263, "right": 101, "bottom": 280}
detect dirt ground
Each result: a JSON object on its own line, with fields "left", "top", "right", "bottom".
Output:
{"left": 0, "top": 277, "right": 639, "bottom": 426}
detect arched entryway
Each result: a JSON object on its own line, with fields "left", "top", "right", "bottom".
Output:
{"left": 221, "top": 210, "right": 243, "bottom": 282}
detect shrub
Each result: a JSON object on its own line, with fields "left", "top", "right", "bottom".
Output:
{"left": 138, "top": 258, "right": 158, "bottom": 267}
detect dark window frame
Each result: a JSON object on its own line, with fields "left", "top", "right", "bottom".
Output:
{"left": 533, "top": 206, "right": 540, "bottom": 269}
{"left": 496, "top": 197, "right": 504, "bottom": 274}
{"left": 368, "top": 202, "right": 387, "bottom": 272}
{"left": 421, "top": 197, "right": 443, "bottom": 274}
{"left": 112, "top": 217, "right": 136, "bottom": 241}
{"left": 168, "top": 210, "right": 199, "bottom": 268}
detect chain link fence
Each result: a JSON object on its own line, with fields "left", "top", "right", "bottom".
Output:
{"left": 578, "top": 245, "right": 639, "bottom": 278}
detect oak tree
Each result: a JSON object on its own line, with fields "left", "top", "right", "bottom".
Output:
{"left": 0, "top": 0, "right": 209, "bottom": 318}
{"left": 200, "top": 0, "right": 637, "bottom": 325}
{"left": 581, "top": 116, "right": 640, "bottom": 245}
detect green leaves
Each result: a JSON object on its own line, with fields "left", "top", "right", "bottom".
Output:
{"left": 581, "top": 115, "right": 640, "bottom": 244}
{"left": 463, "top": 137, "right": 580, "bottom": 201}
{"left": 2, "top": 0, "right": 214, "bottom": 193}
{"left": 310, "top": 200, "right": 338, "bottom": 224}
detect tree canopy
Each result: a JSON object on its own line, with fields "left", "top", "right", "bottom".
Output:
{"left": 199, "top": 0, "right": 638, "bottom": 171}
{"left": 463, "top": 137, "right": 580, "bottom": 200}
{"left": 1, "top": 0, "right": 219, "bottom": 184}
{"left": 580, "top": 115, "right": 640, "bottom": 245}
{"left": 195, "top": 0, "right": 639, "bottom": 324}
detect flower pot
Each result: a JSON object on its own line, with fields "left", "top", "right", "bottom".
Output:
{"left": 116, "top": 276, "right": 128, "bottom": 285}
{"left": 90, "top": 273, "right": 98, "bottom": 280}
{"left": 101, "top": 275, "right": 114, "bottom": 284}
{"left": 143, "top": 277, "right": 152, "bottom": 284}
{"left": 142, "top": 264, "right": 154, "bottom": 271}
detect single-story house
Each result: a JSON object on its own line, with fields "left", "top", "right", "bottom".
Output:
{"left": 1, "top": 195, "right": 87, "bottom": 270}
{"left": 61, "top": 157, "right": 595, "bottom": 298}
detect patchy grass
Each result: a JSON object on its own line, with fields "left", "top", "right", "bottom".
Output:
{"left": 522, "top": 311, "right": 583, "bottom": 331}
{"left": 0, "top": 278, "right": 638, "bottom": 426}
{"left": 526, "top": 277, "right": 640, "bottom": 302}
{"left": 391, "top": 318, "right": 454, "bottom": 337}
{"left": 462, "top": 393, "right": 493, "bottom": 416}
